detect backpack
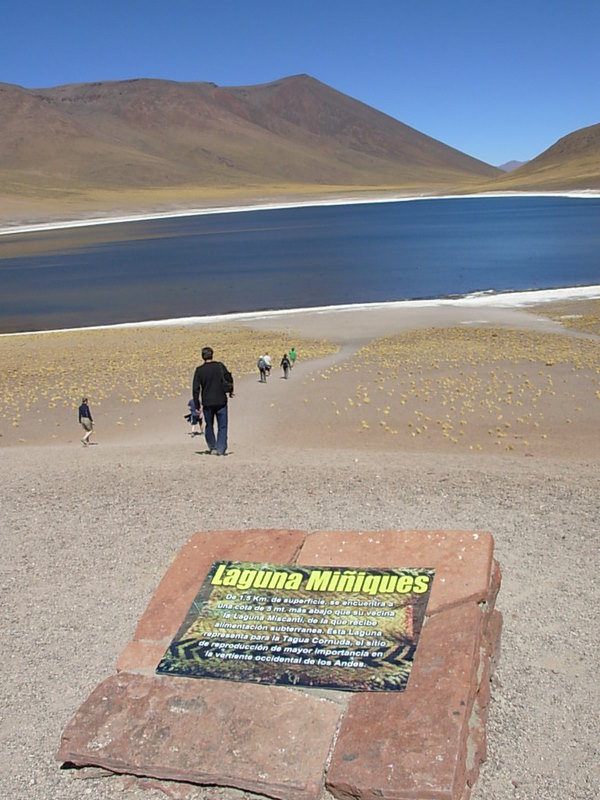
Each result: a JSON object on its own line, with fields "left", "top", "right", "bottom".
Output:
{"left": 257, "top": 357, "right": 266, "bottom": 370}
{"left": 221, "top": 367, "right": 234, "bottom": 395}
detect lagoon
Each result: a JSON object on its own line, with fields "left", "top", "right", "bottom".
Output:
{"left": 1, "top": 195, "right": 599, "bottom": 333}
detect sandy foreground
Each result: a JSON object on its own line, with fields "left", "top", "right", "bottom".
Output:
{"left": 1, "top": 299, "right": 599, "bottom": 800}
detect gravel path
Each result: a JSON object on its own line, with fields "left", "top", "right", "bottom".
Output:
{"left": 2, "top": 446, "right": 599, "bottom": 799}
{"left": 1, "top": 304, "right": 599, "bottom": 800}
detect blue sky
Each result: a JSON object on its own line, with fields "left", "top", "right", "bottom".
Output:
{"left": 2, "top": 0, "right": 598, "bottom": 166}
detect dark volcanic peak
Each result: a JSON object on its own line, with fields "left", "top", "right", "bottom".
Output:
{"left": 220, "top": 75, "right": 498, "bottom": 175}
{"left": 0, "top": 75, "right": 500, "bottom": 194}
{"left": 1, "top": 75, "right": 597, "bottom": 200}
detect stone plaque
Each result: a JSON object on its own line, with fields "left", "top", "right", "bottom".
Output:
{"left": 156, "top": 561, "right": 434, "bottom": 691}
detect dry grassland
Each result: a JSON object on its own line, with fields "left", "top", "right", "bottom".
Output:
{"left": 530, "top": 297, "right": 600, "bottom": 336}
{"left": 287, "top": 327, "right": 600, "bottom": 458}
{"left": 0, "top": 185, "right": 413, "bottom": 229}
{"left": 0, "top": 326, "right": 337, "bottom": 444}
{"left": 2, "top": 302, "right": 599, "bottom": 459}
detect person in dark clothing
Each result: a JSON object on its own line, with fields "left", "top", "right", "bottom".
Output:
{"left": 192, "top": 346, "right": 234, "bottom": 455}
{"left": 280, "top": 353, "right": 291, "bottom": 379}
{"left": 78, "top": 397, "right": 94, "bottom": 445}
{"left": 185, "top": 398, "right": 203, "bottom": 435}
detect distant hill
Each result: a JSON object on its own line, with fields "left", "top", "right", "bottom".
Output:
{"left": 485, "top": 123, "right": 600, "bottom": 191}
{"left": 0, "top": 75, "right": 499, "bottom": 217}
{"left": 498, "top": 160, "right": 527, "bottom": 172}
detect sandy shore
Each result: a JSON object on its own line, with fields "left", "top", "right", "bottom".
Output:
{"left": 1, "top": 299, "right": 599, "bottom": 799}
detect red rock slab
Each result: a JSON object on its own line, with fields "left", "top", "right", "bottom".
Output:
{"left": 476, "top": 608, "right": 503, "bottom": 718}
{"left": 57, "top": 672, "right": 344, "bottom": 800}
{"left": 63, "top": 530, "right": 501, "bottom": 800}
{"left": 123, "top": 529, "right": 306, "bottom": 653}
{"left": 464, "top": 608, "right": 503, "bottom": 794}
{"left": 116, "top": 640, "right": 169, "bottom": 675}
{"left": 326, "top": 602, "right": 488, "bottom": 800}
{"left": 298, "top": 530, "right": 494, "bottom": 615}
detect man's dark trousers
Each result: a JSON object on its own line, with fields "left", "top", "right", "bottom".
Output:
{"left": 203, "top": 404, "right": 228, "bottom": 454}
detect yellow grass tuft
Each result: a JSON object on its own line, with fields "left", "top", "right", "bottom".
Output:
{"left": 306, "top": 326, "right": 600, "bottom": 457}
{"left": 0, "top": 325, "right": 337, "bottom": 430}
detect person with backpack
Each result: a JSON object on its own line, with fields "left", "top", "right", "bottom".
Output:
{"left": 280, "top": 353, "right": 291, "bottom": 379}
{"left": 192, "top": 346, "right": 234, "bottom": 456}
{"left": 263, "top": 352, "right": 272, "bottom": 376}
{"left": 257, "top": 354, "right": 268, "bottom": 383}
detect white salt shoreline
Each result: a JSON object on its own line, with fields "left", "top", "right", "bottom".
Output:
{"left": 3, "top": 285, "right": 600, "bottom": 338}
{"left": 1, "top": 189, "right": 599, "bottom": 237}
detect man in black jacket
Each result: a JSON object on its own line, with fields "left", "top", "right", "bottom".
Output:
{"left": 192, "top": 346, "right": 234, "bottom": 455}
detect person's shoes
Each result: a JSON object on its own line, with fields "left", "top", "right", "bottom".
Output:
{"left": 81, "top": 438, "right": 87, "bottom": 446}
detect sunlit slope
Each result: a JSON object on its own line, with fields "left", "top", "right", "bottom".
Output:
{"left": 478, "top": 123, "right": 600, "bottom": 191}
{"left": 0, "top": 75, "right": 498, "bottom": 201}
{"left": 2, "top": 76, "right": 596, "bottom": 216}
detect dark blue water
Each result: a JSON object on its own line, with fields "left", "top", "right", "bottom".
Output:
{"left": 1, "top": 196, "right": 599, "bottom": 332}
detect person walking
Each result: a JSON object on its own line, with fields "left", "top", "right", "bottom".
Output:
{"left": 186, "top": 398, "right": 203, "bottom": 436}
{"left": 289, "top": 347, "right": 297, "bottom": 370}
{"left": 263, "top": 352, "right": 272, "bottom": 377}
{"left": 78, "top": 397, "right": 94, "bottom": 445}
{"left": 280, "top": 353, "right": 291, "bottom": 379}
{"left": 192, "top": 346, "right": 234, "bottom": 456}
{"left": 257, "top": 354, "right": 268, "bottom": 382}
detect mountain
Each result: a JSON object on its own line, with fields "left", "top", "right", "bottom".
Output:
{"left": 0, "top": 76, "right": 597, "bottom": 224}
{"left": 0, "top": 75, "right": 499, "bottom": 216}
{"left": 485, "top": 123, "right": 600, "bottom": 190}
{"left": 498, "top": 160, "right": 527, "bottom": 172}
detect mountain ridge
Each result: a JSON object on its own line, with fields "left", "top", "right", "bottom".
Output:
{"left": 0, "top": 75, "right": 598, "bottom": 222}
{"left": 0, "top": 75, "right": 498, "bottom": 190}
{"left": 487, "top": 122, "right": 600, "bottom": 191}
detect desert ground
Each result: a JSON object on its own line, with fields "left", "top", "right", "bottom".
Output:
{"left": 1, "top": 297, "right": 599, "bottom": 800}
